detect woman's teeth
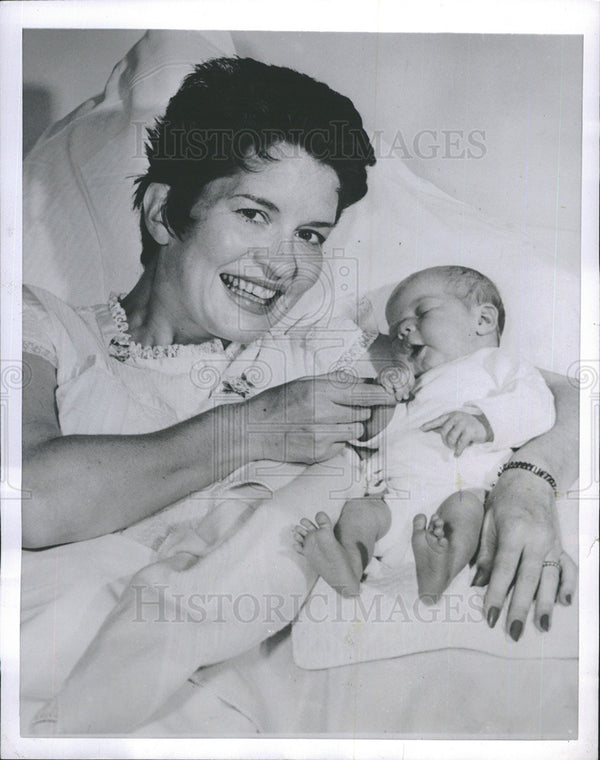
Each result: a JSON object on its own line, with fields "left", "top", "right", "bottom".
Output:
{"left": 220, "top": 274, "right": 279, "bottom": 305}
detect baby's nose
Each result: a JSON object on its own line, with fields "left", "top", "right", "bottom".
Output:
{"left": 399, "top": 319, "right": 416, "bottom": 336}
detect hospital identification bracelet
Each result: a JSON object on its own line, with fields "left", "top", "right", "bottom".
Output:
{"left": 498, "top": 461, "right": 558, "bottom": 496}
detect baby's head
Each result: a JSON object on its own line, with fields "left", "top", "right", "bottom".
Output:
{"left": 385, "top": 266, "right": 505, "bottom": 376}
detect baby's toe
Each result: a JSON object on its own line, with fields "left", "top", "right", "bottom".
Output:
{"left": 300, "top": 518, "right": 317, "bottom": 531}
{"left": 412, "top": 514, "right": 428, "bottom": 533}
{"left": 429, "top": 515, "right": 445, "bottom": 538}
{"left": 315, "top": 511, "right": 333, "bottom": 529}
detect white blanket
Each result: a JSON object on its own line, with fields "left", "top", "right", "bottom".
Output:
{"left": 292, "top": 498, "right": 578, "bottom": 669}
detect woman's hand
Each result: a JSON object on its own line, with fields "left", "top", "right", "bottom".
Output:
{"left": 474, "top": 468, "right": 577, "bottom": 639}
{"left": 246, "top": 373, "right": 397, "bottom": 464}
{"left": 472, "top": 369, "right": 579, "bottom": 640}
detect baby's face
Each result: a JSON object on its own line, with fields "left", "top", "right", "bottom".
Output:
{"left": 385, "top": 271, "right": 481, "bottom": 376}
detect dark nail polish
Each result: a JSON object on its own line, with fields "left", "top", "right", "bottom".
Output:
{"left": 487, "top": 607, "right": 499, "bottom": 628}
{"left": 540, "top": 614, "right": 550, "bottom": 632}
{"left": 472, "top": 568, "right": 486, "bottom": 587}
{"left": 510, "top": 619, "right": 523, "bottom": 642}
{"left": 565, "top": 594, "right": 572, "bottom": 605}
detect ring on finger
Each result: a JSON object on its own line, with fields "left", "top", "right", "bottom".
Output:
{"left": 542, "top": 560, "right": 561, "bottom": 570}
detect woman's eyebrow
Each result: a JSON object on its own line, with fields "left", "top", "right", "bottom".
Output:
{"left": 231, "top": 193, "right": 335, "bottom": 227}
{"left": 303, "top": 220, "right": 335, "bottom": 228}
{"left": 231, "top": 193, "right": 279, "bottom": 213}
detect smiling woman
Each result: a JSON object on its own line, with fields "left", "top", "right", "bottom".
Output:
{"left": 21, "top": 56, "right": 397, "bottom": 732}
{"left": 21, "top": 56, "right": 384, "bottom": 548}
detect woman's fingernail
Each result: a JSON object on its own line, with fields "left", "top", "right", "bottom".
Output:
{"left": 510, "top": 620, "right": 523, "bottom": 641}
{"left": 487, "top": 607, "right": 499, "bottom": 628}
{"left": 540, "top": 614, "right": 550, "bottom": 632}
{"left": 565, "top": 594, "right": 572, "bottom": 605}
{"left": 472, "top": 568, "right": 486, "bottom": 587}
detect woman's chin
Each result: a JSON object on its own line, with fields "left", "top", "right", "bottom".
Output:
{"left": 219, "top": 315, "right": 280, "bottom": 344}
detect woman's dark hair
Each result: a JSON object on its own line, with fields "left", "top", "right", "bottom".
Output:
{"left": 133, "top": 56, "right": 376, "bottom": 266}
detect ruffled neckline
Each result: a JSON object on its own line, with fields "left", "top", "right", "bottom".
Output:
{"left": 104, "top": 293, "right": 235, "bottom": 362}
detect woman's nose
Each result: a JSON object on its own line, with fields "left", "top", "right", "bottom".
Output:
{"left": 252, "top": 238, "right": 320, "bottom": 284}
{"left": 245, "top": 243, "right": 294, "bottom": 285}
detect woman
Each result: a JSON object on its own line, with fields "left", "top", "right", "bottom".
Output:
{"left": 22, "top": 56, "right": 577, "bottom": 733}
{"left": 23, "top": 57, "right": 391, "bottom": 547}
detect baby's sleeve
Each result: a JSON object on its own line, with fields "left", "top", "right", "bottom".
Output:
{"left": 464, "top": 350, "right": 556, "bottom": 451}
{"left": 22, "top": 286, "right": 59, "bottom": 367}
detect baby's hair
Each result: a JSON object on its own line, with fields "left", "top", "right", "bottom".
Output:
{"left": 391, "top": 265, "right": 506, "bottom": 339}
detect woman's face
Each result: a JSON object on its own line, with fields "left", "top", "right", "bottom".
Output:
{"left": 158, "top": 147, "right": 340, "bottom": 344}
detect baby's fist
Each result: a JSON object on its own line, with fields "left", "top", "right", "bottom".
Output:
{"left": 420, "top": 410, "right": 492, "bottom": 456}
{"left": 377, "top": 361, "right": 415, "bottom": 402}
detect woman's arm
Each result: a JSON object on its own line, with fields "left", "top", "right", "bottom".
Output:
{"left": 23, "top": 353, "right": 393, "bottom": 548}
{"left": 22, "top": 353, "right": 250, "bottom": 547}
{"left": 474, "top": 370, "right": 578, "bottom": 636}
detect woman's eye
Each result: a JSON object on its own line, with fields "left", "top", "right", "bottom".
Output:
{"left": 237, "top": 208, "right": 268, "bottom": 223}
{"left": 296, "top": 229, "right": 325, "bottom": 247}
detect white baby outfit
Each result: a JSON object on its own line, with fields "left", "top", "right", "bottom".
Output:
{"left": 365, "top": 346, "right": 556, "bottom": 562}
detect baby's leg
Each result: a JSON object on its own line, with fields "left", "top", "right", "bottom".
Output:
{"left": 293, "top": 495, "right": 391, "bottom": 597}
{"left": 411, "top": 489, "right": 485, "bottom": 604}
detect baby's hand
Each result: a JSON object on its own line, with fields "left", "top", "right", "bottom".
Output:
{"left": 377, "top": 362, "right": 415, "bottom": 402}
{"left": 420, "top": 411, "right": 492, "bottom": 457}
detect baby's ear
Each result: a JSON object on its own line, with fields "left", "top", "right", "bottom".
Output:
{"left": 475, "top": 303, "right": 499, "bottom": 336}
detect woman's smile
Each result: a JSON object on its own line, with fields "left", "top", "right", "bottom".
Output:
{"left": 219, "top": 272, "right": 282, "bottom": 314}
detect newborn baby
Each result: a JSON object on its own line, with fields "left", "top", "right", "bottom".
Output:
{"left": 294, "top": 265, "right": 556, "bottom": 603}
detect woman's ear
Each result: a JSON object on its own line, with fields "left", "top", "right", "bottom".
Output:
{"left": 142, "top": 183, "right": 172, "bottom": 246}
{"left": 475, "top": 303, "right": 499, "bottom": 336}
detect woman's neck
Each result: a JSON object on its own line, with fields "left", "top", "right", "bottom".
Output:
{"left": 119, "top": 260, "right": 223, "bottom": 347}
{"left": 119, "top": 262, "right": 180, "bottom": 347}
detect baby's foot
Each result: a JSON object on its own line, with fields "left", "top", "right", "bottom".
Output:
{"left": 293, "top": 512, "right": 360, "bottom": 597}
{"left": 411, "top": 513, "right": 452, "bottom": 605}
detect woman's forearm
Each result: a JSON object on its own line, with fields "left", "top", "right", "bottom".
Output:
{"left": 22, "top": 402, "right": 250, "bottom": 548}
{"left": 514, "top": 370, "right": 579, "bottom": 492}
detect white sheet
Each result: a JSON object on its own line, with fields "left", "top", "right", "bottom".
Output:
{"left": 131, "top": 635, "right": 577, "bottom": 738}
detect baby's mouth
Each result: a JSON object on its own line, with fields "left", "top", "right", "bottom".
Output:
{"left": 397, "top": 338, "right": 424, "bottom": 358}
{"left": 220, "top": 273, "right": 283, "bottom": 309}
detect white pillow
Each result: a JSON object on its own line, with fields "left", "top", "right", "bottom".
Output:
{"left": 24, "top": 30, "right": 236, "bottom": 306}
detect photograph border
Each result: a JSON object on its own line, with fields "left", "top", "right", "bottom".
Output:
{"left": 1, "top": 1, "right": 598, "bottom": 758}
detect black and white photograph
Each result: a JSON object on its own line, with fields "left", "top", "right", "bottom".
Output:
{"left": 1, "top": 1, "right": 598, "bottom": 757}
